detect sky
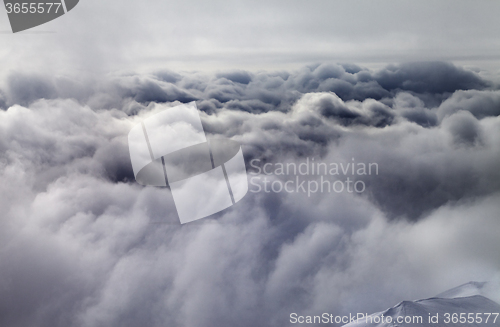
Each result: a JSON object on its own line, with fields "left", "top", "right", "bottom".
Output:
{"left": 1, "top": 0, "right": 500, "bottom": 74}
{"left": 0, "top": 1, "right": 500, "bottom": 327}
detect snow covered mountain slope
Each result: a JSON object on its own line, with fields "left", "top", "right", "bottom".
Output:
{"left": 343, "top": 282, "right": 500, "bottom": 327}
{"left": 436, "top": 282, "right": 488, "bottom": 299}
{"left": 436, "top": 281, "right": 500, "bottom": 303}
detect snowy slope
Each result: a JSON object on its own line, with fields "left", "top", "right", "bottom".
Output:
{"left": 435, "top": 281, "right": 488, "bottom": 298}
{"left": 343, "top": 282, "right": 500, "bottom": 327}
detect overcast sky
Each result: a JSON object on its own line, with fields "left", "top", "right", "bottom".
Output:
{"left": 1, "top": 0, "right": 500, "bottom": 74}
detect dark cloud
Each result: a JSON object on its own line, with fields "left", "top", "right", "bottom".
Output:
{"left": 393, "top": 92, "right": 438, "bottom": 127}
{"left": 7, "top": 73, "right": 58, "bottom": 107}
{"left": 155, "top": 70, "right": 183, "bottom": 84}
{"left": 374, "top": 62, "right": 489, "bottom": 94}
{"left": 0, "top": 62, "right": 499, "bottom": 327}
{"left": 2, "top": 62, "right": 491, "bottom": 115}
{"left": 0, "top": 91, "right": 6, "bottom": 109}
{"left": 216, "top": 70, "right": 253, "bottom": 85}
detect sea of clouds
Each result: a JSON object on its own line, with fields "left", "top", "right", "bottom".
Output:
{"left": 0, "top": 62, "right": 499, "bottom": 327}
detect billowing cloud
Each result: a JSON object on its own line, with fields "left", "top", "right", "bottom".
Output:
{"left": 0, "top": 62, "right": 499, "bottom": 327}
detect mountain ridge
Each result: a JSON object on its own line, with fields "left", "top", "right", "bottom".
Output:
{"left": 343, "top": 282, "right": 500, "bottom": 327}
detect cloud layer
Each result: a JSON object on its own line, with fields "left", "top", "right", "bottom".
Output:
{"left": 0, "top": 62, "right": 499, "bottom": 327}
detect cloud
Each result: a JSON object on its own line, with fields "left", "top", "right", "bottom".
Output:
{"left": 216, "top": 70, "right": 253, "bottom": 85}
{"left": 6, "top": 73, "right": 58, "bottom": 107}
{"left": 374, "top": 62, "right": 489, "bottom": 94}
{"left": 437, "top": 89, "right": 500, "bottom": 121}
{"left": 442, "top": 110, "right": 483, "bottom": 146}
{"left": 0, "top": 62, "right": 499, "bottom": 327}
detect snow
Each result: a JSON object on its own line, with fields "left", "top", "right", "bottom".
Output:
{"left": 343, "top": 282, "right": 500, "bottom": 327}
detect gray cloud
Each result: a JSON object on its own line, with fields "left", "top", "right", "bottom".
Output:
{"left": 0, "top": 62, "right": 499, "bottom": 327}
{"left": 374, "top": 62, "right": 489, "bottom": 94}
